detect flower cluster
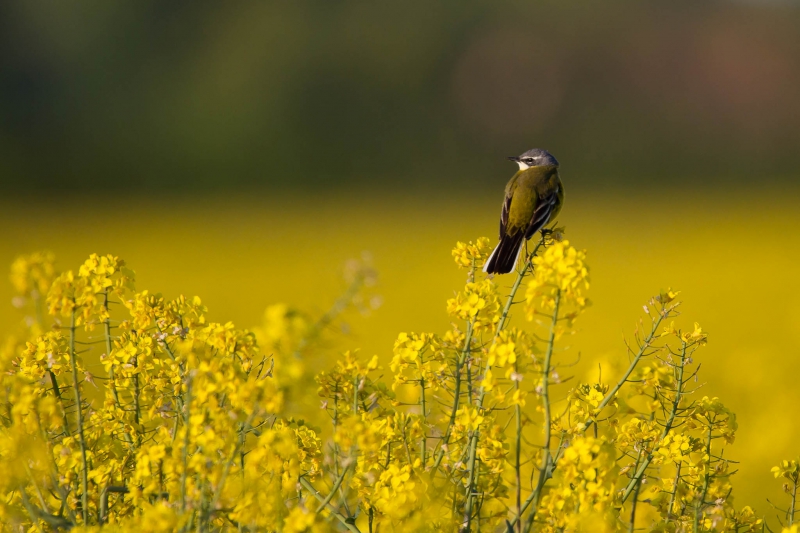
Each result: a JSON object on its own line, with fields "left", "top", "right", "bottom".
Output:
{"left": 525, "top": 240, "right": 589, "bottom": 324}
{"left": 10, "top": 251, "right": 56, "bottom": 298}
{"left": 0, "top": 234, "right": 792, "bottom": 532}
{"left": 2, "top": 253, "right": 291, "bottom": 532}
{"left": 451, "top": 237, "right": 493, "bottom": 271}
{"left": 539, "top": 437, "right": 619, "bottom": 531}
{"left": 446, "top": 279, "right": 500, "bottom": 332}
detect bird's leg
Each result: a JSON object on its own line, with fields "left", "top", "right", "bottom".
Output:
{"left": 541, "top": 228, "right": 553, "bottom": 240}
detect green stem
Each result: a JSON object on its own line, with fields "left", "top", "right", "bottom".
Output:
{"left": 99, "top": 486, "right": 128, "bottom": 525}
{"left": 693, "top": 423, "right": 714, "bottom": 532}
{"left": 104, "top": 291, "right": 136, "bottom": 450}
{"left": 628, "top": 448, "right": 644, "bottom": 533}
{"left": 466, "top": 355, "right": 473, "bottom": 405}
{"left": 314, "top": 463, "right": 353, "bottom": 514}
{"left": 667, "top": 462, "right": 682, "bottom": 522}
{"left": 462, "top": 237, "right": 546, "bottom": 532}
{"left": 621, "top": 342, "right": 688, "bottom": 502}
{"left": 353, "top": 375, "right": 359, "bottom": 415}
{"left": 577, "top": 311, "right": 666, "bottom": 434}
{"left": 495, "top": 238, "right": 545, "bottom": 336}
{"left": 68, "top": 309, "right": 90, "bottom": 524}
{"left": 133, "top": 358, "right": 141, "bottom": 448}
{"left": 462, "top": 424, "right": 480, "bottom": 531}
{"left": 156, "top": 331, "right": 185, "bottom": 412}
{"left": 20, "top": 490, "right": 73, "bottom": 530}
{"left": 36, "top": 421, "right": 77, "bottom": 524}
{"left": 485, "top": 236, "right": 545, "bottom": 405}
{"left": 24, "top": 462, "right": 48, "bottom": 511}
{"left": 430, "top": 252, "right": 501, "bottom": 477}
{"left": 103, "top": 291, "right": 122, "bottom": 409}
{"left": 34, "top": 290, "right": 71, "bottom": 436}
{"left": 430, "top": 320, "right": 473, "bottom": 476}
{"left": 180, "top": 377, "right": 193, "bottom": 513}
{"left": 331, "top": 382, "right": 353, "bottom": 514}
{"left": 207, "top": 412, "right": 257, "bottom": 516}
{"left": 49, "top": 369, "right": 71, "bottom": 437}
{"left": 514, "top": 361, "right": 522, "bottom": 533}
{"left": 299, "top": 477, "right": 361, "bottom": 533}
{"left": 522, "top": 291, "right": 561, "bottom": 533}
{"left": 333, "top": 383, "right": 341, "bottom": 479}
{"left": 507, "top": 434, "right": 565, "bottom": 530}
{"left": 420, "top": 373, "right": 427, "bottom": 466}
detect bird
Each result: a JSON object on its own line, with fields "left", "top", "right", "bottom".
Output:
{"left": 483, "top": 148, "right": 564, "bottom": 275}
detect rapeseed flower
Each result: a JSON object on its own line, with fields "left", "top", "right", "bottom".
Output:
{"left": 451, "top": 237, "right": 493, "bottom": 270}
{"left": 525, "top": 240, "right": 589, "bottom": 324}
{"left": 0, "top": 241, "right": 784, "bottom": 532}
{"left": 446, "top": 279, "right": 500, "bottom": 331}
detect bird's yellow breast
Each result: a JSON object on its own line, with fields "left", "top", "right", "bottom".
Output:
{"left": 504, "top": 165, "right": 561, "bottom": 233}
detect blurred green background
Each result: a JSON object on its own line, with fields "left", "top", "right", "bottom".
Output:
{"left": 2, "top": 0, "right": 800, "bottom": 516}
{"left": 2, "top": 1, "right": 800, "bottom": 193}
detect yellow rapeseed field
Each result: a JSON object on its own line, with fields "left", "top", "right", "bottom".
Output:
{"left": 1, "top": 188, "right": 799, "bottom": 531}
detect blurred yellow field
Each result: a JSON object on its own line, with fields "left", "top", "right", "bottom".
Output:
{"left": 4, "top": 2, "right": 800, "bottom": 529}
{"left": 2, "top": 188, "right": 799, "bottom": 520}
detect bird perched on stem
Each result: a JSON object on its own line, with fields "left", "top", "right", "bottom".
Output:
{"left": 483, "top": 148, "right": 563, "bottom": 274}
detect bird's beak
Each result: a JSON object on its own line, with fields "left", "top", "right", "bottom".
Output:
{"left": 507, "top": 156, "right": 520, "bottom": 162}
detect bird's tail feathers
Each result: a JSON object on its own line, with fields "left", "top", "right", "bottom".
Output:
{"left": 483, "top": 232, "right": 525, "bottom": 274}
{"left": 483, "top": 243, "right": 498, "bottom": 273}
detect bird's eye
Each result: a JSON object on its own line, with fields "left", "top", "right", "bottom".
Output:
{"left": 524, "top": 158, "right": 535, "bottom": 164}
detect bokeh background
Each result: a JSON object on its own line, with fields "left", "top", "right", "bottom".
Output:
{"left": 2, "top": 0, "right": 800, "bottom": 513}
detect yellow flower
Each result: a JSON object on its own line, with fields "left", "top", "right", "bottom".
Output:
{"left": 457, "top": 407, "right": 484, "bottom": 431}
{"left": 772, "top": 459, "right": 800, "bottom": 483}
{"left": 525, "top": 240, "right": 590, "bottom": 322}
{"left": 539, "top": 437, "right": 618, "bottom": 529}
{"left": 282, "top": 507, "right": 318, "bottom": 533}
{"left": 658, "top": 288, "right": 680, "bottom": 304}
{"left": 487, "top": 329, "right": 525, "bottom": 368}
{"left": 0, "top": 238, "right": 766, "bottom": 532}
{"left": 616, "top": 419, "right": 660, "bottom": 452}
{"left": 682, "top": 322, "right": 708, "bottom": 345}
{"left": 446, "top": 279, "right": 500, "bottom": 331}
{"left": 569, "top": 383, "right": 610, "bottom": 416}
{"left": 136, "top": 502, "right": 180, "bottom": 532}
{"left": 451, "top": 237, "right": 493, "bottom": 269}
{"left": 370, "top": 463, "right": 420, "bottom": 522}
{"left": 481, "top": 368, "right": 495, "bottom": 391}
{"left": 10, "top": 251, "right": 56, "bottom": 297}
{"left": 509, "top": 388, "right": 527, "bottom": 407}
{"left": 46, "top": 254, "right": 134, "bottom": 330}
{"left": 693, "top": 396, "right": 737, "bottom": 443}
{"left": 656, "top": 433, "right": 695, "bottom": 464}
{"left": 391, "top": 332, "right": 430, "bottom": 369}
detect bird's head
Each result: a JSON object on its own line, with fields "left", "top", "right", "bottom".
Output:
{"left": 508, "top": 148, "right": 559, "bottom": 170}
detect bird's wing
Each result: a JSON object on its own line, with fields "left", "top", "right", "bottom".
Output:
{"left": 499, "top": 174, "right": 519, "bottom": 239}
{"left": 500, "top": 191, "right": 512, "bottom": 239}
{"left": 524, "top": 185, "right": 560, "bottom": 239}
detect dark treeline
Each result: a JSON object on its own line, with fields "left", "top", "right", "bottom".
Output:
{"left": 1, "top": 1, "right": 798, "bottom": 194}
